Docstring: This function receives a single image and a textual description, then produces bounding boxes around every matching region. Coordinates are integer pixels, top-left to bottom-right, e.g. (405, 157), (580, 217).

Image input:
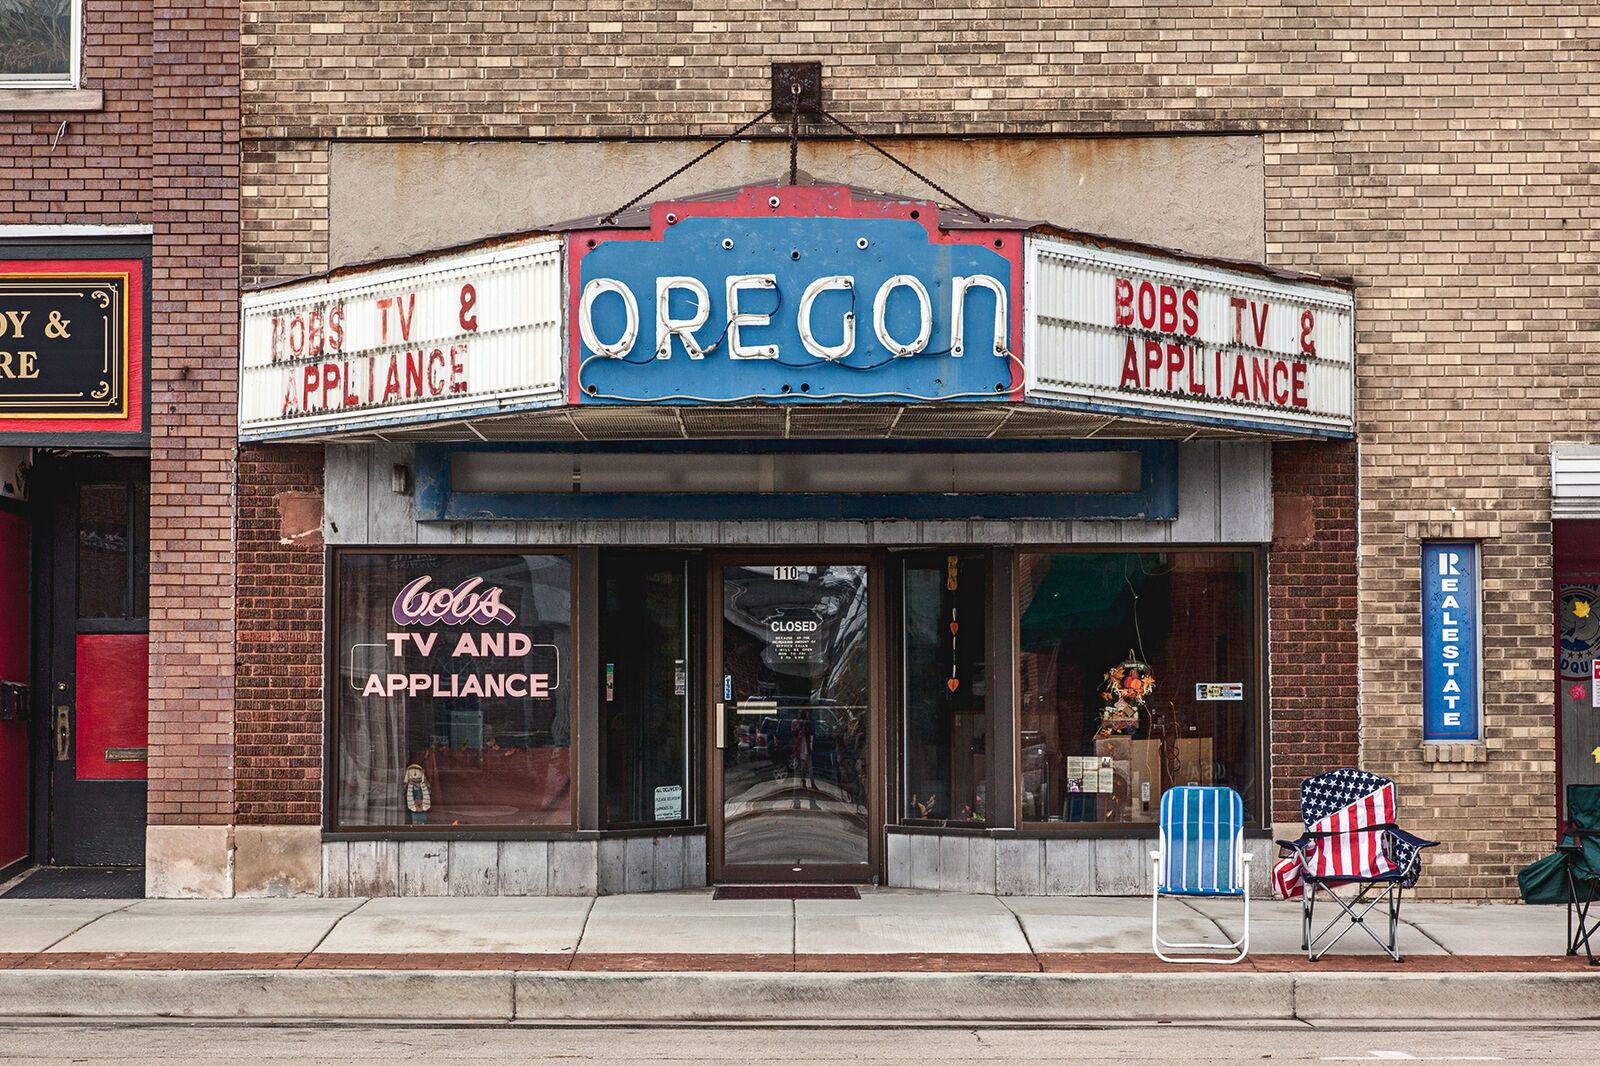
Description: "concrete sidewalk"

(0, 890), (1590, 1022)
(0, 889), (1575, 967)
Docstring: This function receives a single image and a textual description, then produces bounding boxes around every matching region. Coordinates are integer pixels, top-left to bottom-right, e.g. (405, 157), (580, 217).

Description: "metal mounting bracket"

(772, 62), (823, 115)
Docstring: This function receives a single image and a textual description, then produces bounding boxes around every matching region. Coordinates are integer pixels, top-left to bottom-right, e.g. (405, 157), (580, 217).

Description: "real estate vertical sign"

(1421, 542), (1481, 741)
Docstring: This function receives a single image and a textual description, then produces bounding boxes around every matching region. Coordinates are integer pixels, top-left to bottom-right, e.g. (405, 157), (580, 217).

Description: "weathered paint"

(566, 185), (1024, 406)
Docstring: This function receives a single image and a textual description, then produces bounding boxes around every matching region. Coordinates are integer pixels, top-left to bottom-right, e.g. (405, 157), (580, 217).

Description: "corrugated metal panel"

(239, 237), (565, 441)
(1553, 444), (1600, 517)
(1024, 235), (1355, 437)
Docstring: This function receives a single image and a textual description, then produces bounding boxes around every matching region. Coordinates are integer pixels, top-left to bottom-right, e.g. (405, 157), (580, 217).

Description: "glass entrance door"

(712, 561), (875, 881)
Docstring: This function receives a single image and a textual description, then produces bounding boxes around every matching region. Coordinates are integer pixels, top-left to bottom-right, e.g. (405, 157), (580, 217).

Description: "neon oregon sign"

(565, 186), (1023, 405)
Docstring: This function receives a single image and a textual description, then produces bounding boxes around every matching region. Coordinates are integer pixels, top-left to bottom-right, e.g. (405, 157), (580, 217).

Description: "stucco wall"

(321, 137), (1264, 273)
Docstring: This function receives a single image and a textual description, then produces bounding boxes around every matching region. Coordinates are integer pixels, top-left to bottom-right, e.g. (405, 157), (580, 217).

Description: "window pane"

(1018, 552), (1259, 825)
(78, 483), (129, 620)
(0, 1), (72, 80)
(601, 553), (690, 828)
(903, 554), (988, 825)
(131, 479), (149, 619)
(335, 552), (574, 829)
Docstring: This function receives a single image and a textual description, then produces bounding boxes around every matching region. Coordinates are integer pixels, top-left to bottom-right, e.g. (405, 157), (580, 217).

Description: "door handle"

(716, 703), (726, 749)
(54, 705), (70, 762)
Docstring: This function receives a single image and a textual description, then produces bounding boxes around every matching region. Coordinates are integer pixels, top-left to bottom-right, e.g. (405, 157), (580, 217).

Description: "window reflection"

(334, 552), (574, 829)
(1018, 551), (1259, 825)
(903, 554), (988, 825)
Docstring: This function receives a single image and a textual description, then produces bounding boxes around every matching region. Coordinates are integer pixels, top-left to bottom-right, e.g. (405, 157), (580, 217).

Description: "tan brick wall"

(239, 3), (1595, 896)
(242, 142), (327, 286)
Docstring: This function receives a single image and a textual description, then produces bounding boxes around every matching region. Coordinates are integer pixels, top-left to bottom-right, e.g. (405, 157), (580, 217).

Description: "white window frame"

(0, 0), (83, 90)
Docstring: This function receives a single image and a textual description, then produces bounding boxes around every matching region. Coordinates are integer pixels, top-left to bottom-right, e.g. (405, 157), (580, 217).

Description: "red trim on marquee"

(0, 257), (145, 436)
(565, 185), (1026, 406)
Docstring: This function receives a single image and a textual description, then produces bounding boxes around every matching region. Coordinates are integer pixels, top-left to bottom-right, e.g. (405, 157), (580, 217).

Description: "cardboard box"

(1175, 737), (1214, 787)
(1094, 739), (1132, 819)
(1128, 738), (1164, 822)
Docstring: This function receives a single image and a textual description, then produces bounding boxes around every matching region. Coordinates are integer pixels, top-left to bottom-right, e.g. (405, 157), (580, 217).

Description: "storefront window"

(1018, 551), (1260, 826)
(903, 553), (988, 826)
(332, 551), (574, 830)
(601, 552), (692, 828)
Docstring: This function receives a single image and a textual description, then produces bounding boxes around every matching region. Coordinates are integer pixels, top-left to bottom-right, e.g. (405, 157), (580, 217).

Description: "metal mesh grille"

(785, 405), (901, 438)
(303, 401), (1293, 444)
(678, 407), (788, 437)
(569, 407), (687, 440)
(888, 406), (1009, 437)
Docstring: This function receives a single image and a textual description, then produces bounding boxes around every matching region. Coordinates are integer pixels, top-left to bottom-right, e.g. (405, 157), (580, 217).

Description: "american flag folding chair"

(1273, 768), (1438, 961)
(1150, 786), (1251, 964)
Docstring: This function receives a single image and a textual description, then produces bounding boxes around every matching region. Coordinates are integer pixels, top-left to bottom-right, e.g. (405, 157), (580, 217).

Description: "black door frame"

(28, 453), (149, 867)
(706, 551), (886, 885)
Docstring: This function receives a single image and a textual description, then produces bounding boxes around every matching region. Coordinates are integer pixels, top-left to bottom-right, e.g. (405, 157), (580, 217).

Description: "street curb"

(1291, 972), (1600, 1021)
(0, 970), (515, 1020)
(0, 969), (1593, 1022)
(514, 971), (1298, 1021)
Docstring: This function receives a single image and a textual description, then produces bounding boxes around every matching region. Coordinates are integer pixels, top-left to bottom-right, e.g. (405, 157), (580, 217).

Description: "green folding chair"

(1517, 783), (1600, 964)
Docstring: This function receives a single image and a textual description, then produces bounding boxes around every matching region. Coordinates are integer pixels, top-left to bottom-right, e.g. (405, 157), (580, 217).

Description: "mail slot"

(103, 746), (148, 763)
(0, 680), (25, 720)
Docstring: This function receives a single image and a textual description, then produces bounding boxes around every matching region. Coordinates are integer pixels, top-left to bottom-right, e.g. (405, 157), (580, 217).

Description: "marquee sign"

(236, 184), (1356, 441)
(0, 259), (144, 439)
(1025, 236), (1355, 436)
(567, 185), (1023, 405)
(239, 239), (564, 441)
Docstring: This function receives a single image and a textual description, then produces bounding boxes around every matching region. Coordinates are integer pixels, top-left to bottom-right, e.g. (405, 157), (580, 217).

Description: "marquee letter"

(951, 275), (1007, 358)
(726, 274), (779, 359)
(797, 275), (855, 361)
(873, 274), (932, 357)
(655, 276), (710, 360)
(579, 278), (639, 359)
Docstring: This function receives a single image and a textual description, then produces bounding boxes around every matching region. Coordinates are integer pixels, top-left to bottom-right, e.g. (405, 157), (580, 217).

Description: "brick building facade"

(0, 0), (240, 890)
(223, 3), (1585, 901)
(3, 3), (1582, 900)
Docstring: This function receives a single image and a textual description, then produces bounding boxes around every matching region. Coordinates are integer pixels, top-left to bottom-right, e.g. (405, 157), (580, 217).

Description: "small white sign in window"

(653, 785), (683, 821)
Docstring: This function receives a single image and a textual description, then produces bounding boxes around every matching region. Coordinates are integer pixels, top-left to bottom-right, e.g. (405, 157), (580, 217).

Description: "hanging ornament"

(1095, 649), (1153, 740)
(947, 559), (960, 698)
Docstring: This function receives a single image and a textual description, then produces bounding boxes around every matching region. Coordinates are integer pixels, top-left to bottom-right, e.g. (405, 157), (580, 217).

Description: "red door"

(0, 503), (28, 874)
(44, 459), (149, 866)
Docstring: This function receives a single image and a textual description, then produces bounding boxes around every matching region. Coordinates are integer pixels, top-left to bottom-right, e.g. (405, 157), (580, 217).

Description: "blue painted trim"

(1023, 393), (1353, 441)
(413, 440), (1178, 523)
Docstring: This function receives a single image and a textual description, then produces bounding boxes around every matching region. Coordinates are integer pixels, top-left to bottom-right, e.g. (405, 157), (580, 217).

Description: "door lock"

(54, 705), (70, 762)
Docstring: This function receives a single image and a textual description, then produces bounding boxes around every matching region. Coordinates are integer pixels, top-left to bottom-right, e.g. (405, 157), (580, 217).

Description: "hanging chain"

(788, 83), (801, 185)
(600, 108), (775, 226)
(817, 107), (990, 223)
(599, 99), (991, 224)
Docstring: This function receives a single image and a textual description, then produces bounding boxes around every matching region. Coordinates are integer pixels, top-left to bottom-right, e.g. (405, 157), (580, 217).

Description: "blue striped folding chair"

(1151, 785), (1251, 964)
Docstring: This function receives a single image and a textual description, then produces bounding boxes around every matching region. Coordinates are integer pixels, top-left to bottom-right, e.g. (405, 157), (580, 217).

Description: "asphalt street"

(0, 1023), (1590, 1064)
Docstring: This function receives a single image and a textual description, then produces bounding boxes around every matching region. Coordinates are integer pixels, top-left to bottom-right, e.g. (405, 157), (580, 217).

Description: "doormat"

(713, 885), (860, 900)
(1, 866), (144, 899)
